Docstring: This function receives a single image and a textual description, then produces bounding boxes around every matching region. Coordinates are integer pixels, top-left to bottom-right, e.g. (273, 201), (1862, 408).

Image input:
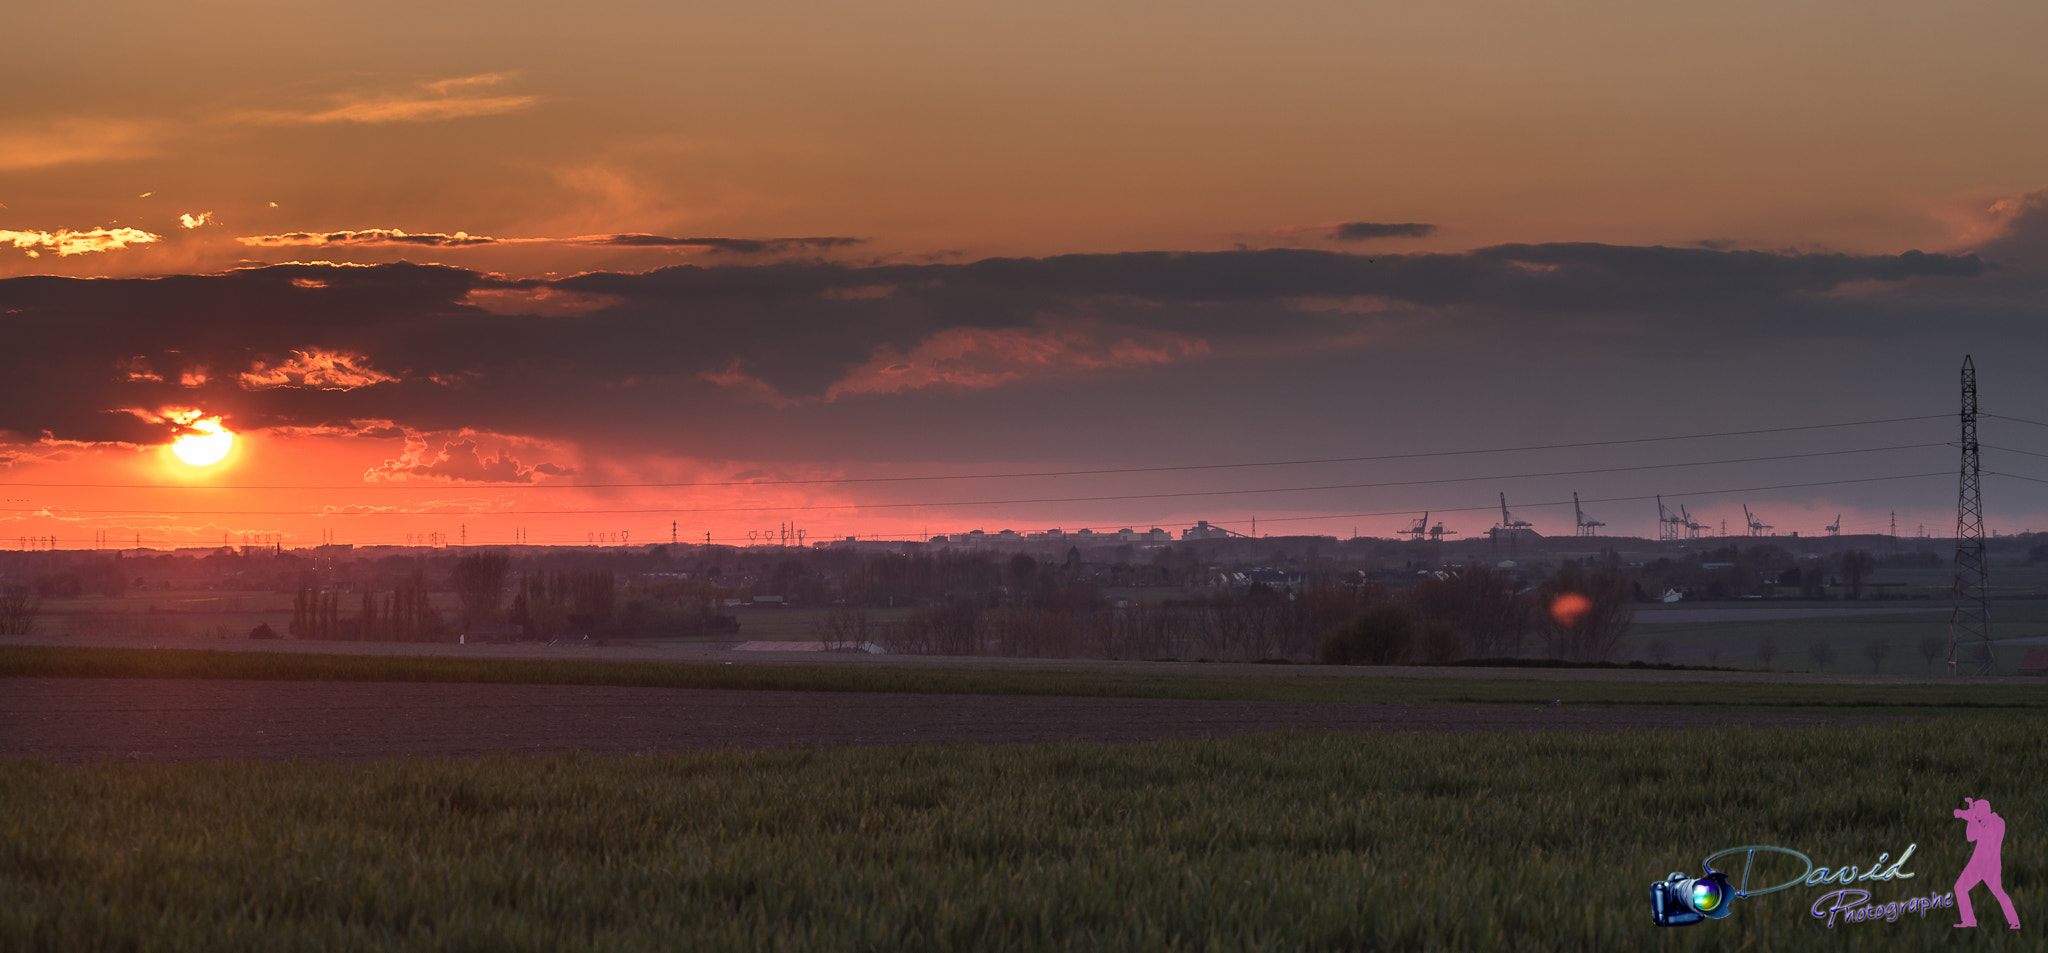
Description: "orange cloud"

(0, 118), (160, 171)
(698, 359), (801, 408)
(263, 419), (404, 439)
(365, 431), (575, 484)
(237, 228), (501, 248)
(234, 228), (860, 256)
(825, 320), (1210, 399)
(239, 74), (537, 125)
(0, 227), (160, 257)
(238, 349), (398, 391)
(179, 212), (214, 229)
(463, 286), (623, 316)
(115, 356), (162, 383)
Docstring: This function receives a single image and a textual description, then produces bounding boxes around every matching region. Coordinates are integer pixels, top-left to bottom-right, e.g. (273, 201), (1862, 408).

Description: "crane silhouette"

(1573, 493), (1604, 537)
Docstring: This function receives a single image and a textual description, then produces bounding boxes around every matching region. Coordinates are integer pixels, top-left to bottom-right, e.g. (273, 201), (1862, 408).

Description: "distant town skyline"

(5, 1), (2048, 548)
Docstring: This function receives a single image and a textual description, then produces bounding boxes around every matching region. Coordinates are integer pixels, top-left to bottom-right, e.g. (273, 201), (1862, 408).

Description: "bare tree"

(1647, 639), (1673, 664)
(452, 550), (512, 628)
(1808, 640), (1835, 672)
(1917, 635), (1948, 675)
(1407, 568), (1532, 659)
(1755, 637), (1779, 669)
(1840, 551), (1875, 600)
(1862, 639), (1892, 673)
(815, 609), (873, 652)
(0, 590), (41, 635)
(1538, 566), (1635, 661)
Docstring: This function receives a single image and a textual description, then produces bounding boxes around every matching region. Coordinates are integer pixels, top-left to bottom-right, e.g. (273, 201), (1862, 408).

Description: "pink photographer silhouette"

(1953, 797), (2021, 930)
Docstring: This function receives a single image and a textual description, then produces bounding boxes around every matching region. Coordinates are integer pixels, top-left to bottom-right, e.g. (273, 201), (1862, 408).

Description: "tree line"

(826, 564), (1636, 664)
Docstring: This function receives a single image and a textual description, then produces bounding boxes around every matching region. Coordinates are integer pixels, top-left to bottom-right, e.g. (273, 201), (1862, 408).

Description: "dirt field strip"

(0, 677), (1891, 762)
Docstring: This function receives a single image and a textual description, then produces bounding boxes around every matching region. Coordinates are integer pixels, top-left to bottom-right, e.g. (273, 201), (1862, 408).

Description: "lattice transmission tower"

(1948, 355), (1994, 676)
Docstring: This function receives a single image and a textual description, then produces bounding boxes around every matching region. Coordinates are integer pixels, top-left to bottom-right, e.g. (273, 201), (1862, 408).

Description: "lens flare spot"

(171, 418), (234, 467)
(1549, 592), (1592, 627)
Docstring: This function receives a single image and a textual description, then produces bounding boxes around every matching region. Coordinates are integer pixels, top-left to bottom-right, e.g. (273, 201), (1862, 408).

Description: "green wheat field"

(2, 718), (2037, 952)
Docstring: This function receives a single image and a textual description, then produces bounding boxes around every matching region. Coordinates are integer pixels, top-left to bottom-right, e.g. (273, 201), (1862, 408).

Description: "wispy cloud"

(115, 356), (162, 383)
(366, 432), (575, 483)
(1329, 221), (1436, 241)
(238, 73), (537, 125)
(236, 228), (863, 255)
(463, 286), (622, 316)
(239, 348), (399, 391)
(0, 227), (160, 257)
(179, 212), (214, 229)
(1259, 221), (1439, 245)
(238, 228), (503, 248)
(572, 233), (865, 254)
(698, 359), (802, 408)
(0, 119), (160, 171)
(825, 320), (1211, 399)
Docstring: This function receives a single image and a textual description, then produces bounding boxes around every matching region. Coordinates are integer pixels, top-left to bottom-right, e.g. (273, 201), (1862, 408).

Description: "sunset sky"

(5, 0), (2048, 549)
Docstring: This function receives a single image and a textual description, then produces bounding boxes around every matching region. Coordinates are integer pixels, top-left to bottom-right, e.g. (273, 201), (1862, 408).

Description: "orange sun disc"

(171, 419), (234, 467)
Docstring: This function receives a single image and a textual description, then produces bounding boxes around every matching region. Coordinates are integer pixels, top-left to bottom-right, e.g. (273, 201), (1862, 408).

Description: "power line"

(0, 413), (1951, 491)
(1, 443), (1952, 517)
(1984, 413), (2048, 430)
(1980, 443), (2048, 460)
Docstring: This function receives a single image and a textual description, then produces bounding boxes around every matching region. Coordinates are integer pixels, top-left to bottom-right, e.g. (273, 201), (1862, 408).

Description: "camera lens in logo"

(1652, 870), (1735, 926)
(1690, 878), (1726, 913)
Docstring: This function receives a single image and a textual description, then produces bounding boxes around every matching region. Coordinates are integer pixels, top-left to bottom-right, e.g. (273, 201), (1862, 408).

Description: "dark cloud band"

(0, 241), (2003, 453)
(1330, 222), (1437, 241)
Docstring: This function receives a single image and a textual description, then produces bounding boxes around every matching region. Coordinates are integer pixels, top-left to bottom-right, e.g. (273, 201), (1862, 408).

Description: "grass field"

(21, 592), (2048, 674)
(1, 719), (2036, 951)
(1633, 599), (2048, 675)
(5, 645), (2047, 714)
(29, 591), (465, 642)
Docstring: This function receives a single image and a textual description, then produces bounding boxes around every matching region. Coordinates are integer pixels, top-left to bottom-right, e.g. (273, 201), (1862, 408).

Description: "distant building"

(461, 623), (524, 645)
(1245, 568), (1300, 588)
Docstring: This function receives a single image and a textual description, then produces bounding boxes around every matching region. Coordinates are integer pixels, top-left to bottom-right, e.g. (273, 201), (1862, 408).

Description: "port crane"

(1573, 493), (1604, 537)
(1743, 504), (1772, 537)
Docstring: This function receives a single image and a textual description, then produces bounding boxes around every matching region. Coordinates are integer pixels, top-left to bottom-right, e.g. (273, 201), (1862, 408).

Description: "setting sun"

(171, 418), (234, 467)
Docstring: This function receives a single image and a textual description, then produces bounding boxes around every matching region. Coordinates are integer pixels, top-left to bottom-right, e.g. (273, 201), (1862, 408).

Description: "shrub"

(1418, 622), (1463, 665)
(1318, 605), (1413, 665)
